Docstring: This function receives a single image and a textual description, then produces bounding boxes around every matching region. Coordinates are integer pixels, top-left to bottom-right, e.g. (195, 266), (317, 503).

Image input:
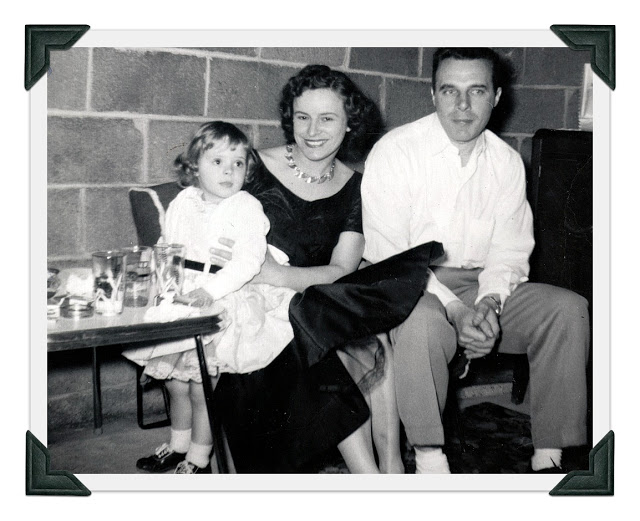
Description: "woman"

(208, 65), (427, 473)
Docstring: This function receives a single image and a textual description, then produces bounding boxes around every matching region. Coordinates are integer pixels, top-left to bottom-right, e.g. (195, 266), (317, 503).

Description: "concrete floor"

(46, 385), (530, 475)
(48, 414), (172, 474)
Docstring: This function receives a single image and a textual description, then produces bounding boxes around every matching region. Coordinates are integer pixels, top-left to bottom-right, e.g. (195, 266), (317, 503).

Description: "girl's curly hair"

(174, 121), (258, 187)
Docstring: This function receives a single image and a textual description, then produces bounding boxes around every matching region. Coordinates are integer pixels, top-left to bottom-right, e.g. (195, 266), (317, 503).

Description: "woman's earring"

(346, 127), (351, 132)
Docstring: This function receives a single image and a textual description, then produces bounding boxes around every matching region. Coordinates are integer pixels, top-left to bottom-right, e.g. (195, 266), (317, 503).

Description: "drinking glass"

(92, 250), (127, 315)
(123, 246), (153, 307)
(153, 243), (185, 300)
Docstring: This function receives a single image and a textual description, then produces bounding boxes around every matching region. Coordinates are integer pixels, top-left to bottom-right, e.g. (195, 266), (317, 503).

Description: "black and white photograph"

(10, 6), (635, 517)
(33, 29), (610, 491)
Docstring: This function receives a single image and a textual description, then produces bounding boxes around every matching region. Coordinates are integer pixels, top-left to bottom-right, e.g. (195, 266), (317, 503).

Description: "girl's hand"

(209, 237), (235, 267)
(174, 288), (214, 308)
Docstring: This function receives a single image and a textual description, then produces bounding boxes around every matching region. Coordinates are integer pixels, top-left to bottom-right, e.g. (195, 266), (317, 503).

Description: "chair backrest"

(128, 182), (184, 246)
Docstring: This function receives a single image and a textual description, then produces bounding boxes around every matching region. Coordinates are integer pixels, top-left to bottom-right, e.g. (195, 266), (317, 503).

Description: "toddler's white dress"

(123, 187), (296, 381)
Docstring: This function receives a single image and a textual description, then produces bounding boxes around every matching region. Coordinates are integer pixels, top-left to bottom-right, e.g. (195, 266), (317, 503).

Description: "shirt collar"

(429, 113), (487, 160)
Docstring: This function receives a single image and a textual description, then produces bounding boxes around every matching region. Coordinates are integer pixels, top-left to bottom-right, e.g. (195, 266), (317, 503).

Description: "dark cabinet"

(528, 129), (593, 307)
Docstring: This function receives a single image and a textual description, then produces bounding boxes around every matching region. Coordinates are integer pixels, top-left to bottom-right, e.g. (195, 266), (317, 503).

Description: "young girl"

(124, 121), (296, 474)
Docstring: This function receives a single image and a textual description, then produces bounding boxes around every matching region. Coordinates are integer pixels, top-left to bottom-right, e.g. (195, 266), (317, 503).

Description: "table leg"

(91, 346), (103, 435)
(194, 334), (228, 474)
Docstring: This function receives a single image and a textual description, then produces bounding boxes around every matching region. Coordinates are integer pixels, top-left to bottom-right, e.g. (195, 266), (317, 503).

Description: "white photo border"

(31, 28), (610, 492)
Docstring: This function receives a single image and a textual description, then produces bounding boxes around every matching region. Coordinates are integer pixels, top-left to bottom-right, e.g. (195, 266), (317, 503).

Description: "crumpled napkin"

(143, 298), (202, 322)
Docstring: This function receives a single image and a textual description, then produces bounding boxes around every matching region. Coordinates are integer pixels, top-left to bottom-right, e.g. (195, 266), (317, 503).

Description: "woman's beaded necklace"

(284, 144), (335, 184)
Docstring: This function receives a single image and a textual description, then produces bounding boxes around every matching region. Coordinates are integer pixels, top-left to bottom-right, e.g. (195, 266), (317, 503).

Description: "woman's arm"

(210, 231), (365, 293)
(256, 231), (364, 292)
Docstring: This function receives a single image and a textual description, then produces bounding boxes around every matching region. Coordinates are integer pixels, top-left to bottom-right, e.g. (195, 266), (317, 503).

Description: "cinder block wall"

(47, 46), (590, 431)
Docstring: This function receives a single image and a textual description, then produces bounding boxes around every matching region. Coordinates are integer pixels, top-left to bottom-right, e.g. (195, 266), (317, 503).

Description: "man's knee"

(541, 285), (590, 322)
(393, 293), (457, 360)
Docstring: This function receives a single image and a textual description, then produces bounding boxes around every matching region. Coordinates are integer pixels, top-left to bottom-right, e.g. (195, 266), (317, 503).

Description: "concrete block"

(421, 48), (436, 79)
(48, 116), (143, 184)
(85, 187), (139, 251)
(524, 48), (590, 87)
(566, 88), (582, 130)
(349, 72), (384, 109)
(384, 78), (432, 129)
(208, 59), (299, 119)
(48, 189), (82, 256)
(350, 47), (420, 77)
(91, 48), (207, 116)
(148, 120), (205, 183)
(255, 125), (286, 150)
(48, 48), (88, 110)
(501, 88), (566, 134)
(521, 136), (533, 170)
(497, 48), (525, 85)
(261, 47), (346, 66)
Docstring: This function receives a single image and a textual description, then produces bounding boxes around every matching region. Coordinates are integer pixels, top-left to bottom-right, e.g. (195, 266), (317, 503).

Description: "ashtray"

(47, 268), (61, 299)
(60, 297), (94, 319)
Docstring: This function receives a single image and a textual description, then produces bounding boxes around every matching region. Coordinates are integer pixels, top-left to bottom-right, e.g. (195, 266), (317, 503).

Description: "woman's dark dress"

(212, 159), (370, 473)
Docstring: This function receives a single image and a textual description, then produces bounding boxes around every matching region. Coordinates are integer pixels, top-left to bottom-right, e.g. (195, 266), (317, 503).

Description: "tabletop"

(47, 302), (225, 352)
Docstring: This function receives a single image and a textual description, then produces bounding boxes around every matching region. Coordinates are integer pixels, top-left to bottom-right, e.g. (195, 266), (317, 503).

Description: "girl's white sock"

(414, 446), (451, 474)
(531, 448), (562, 471)
(169, 428), (191, 454)
(186, 442), (213, 468)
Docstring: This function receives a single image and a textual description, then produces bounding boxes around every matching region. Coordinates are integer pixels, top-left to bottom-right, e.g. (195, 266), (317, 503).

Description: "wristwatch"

(486, 295), (503, 316)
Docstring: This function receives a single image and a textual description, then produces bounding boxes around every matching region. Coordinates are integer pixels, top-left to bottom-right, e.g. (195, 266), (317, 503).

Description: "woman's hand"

(250, 248), (282, 286)
(209, 237), (235, 268)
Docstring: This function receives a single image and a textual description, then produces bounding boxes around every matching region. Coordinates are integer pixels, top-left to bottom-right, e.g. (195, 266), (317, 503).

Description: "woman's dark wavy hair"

(174, 121), (258, 187)
(279, 65), (384, 163)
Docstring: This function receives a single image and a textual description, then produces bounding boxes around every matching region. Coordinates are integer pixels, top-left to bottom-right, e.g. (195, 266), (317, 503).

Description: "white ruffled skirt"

(122, 283), (296, 382)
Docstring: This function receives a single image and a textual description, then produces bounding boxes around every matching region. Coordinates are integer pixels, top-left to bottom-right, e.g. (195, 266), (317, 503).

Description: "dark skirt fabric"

(213, 242), (444, 473)
(215, 348), (368, 473)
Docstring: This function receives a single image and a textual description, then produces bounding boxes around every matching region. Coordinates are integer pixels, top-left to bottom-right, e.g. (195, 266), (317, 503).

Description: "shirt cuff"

(426, 269), (461, 308)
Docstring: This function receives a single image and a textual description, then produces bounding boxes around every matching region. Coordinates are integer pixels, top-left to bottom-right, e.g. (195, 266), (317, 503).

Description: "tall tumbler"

(123, 246), (153, 307)
(154, 243), (185, 301)
(92, 250), (127, 315)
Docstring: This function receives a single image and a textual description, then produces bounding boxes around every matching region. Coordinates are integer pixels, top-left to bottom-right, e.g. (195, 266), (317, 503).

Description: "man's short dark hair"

(432, 48), (507, 91)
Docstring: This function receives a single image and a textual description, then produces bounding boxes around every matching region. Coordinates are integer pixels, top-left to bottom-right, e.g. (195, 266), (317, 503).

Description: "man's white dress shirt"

(362, 113), (535, 307)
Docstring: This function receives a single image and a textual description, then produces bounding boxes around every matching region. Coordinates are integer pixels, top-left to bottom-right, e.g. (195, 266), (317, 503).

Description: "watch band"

(486, 295), (502, 316)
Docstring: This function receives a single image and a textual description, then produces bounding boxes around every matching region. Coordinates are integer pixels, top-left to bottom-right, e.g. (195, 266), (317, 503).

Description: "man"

(362, 47), (590, 474)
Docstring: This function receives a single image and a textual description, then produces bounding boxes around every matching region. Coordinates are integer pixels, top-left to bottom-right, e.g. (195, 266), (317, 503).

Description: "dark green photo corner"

(25, 24), (90, 90)
(26, 431), (91, 496)
(25, 23), (615, 495)
(549, 431), (614, 496)
(551, 24), (615, 90)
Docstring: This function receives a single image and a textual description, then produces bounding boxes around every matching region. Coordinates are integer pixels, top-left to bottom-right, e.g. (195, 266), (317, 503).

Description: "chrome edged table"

(47, 304), (230, 473)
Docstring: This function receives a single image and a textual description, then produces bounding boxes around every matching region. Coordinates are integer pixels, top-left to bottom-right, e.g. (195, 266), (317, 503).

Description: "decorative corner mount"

(550, 25), (615, 90)
(24, 24), (90, 91)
